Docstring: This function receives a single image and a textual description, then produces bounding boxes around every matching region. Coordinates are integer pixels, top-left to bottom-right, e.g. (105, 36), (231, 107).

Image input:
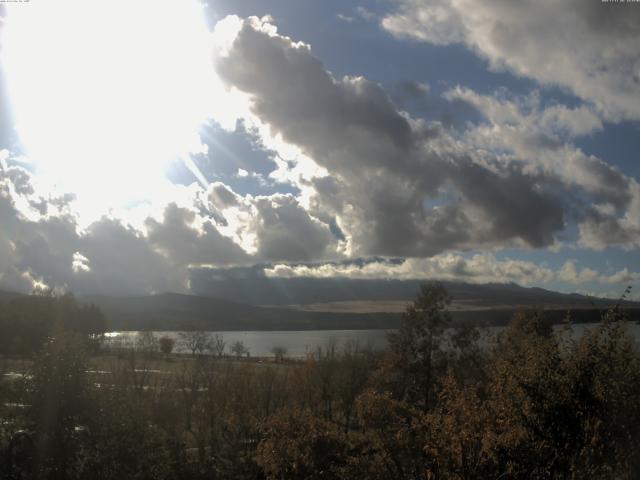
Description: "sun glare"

(1, 0), (216, 216)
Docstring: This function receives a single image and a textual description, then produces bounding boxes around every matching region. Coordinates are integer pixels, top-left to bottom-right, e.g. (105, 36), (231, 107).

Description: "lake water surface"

(106, 322), (640, 358)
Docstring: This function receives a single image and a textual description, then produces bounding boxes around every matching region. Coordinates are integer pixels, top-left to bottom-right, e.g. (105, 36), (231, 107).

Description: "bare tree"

(212, 333), (226, 358)
(136, 331), (158, 358)
(231, 340), (248, 358)
(271, 346), (287, 363)
(179, 331), (211, 357)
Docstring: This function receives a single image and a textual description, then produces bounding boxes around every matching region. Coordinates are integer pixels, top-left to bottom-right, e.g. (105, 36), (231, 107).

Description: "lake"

(106, 322), (640, 358)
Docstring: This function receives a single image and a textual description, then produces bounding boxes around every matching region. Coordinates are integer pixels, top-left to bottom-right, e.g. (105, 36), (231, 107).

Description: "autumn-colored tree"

(385, 281), (452, 410)
(257, 408), (349, 480)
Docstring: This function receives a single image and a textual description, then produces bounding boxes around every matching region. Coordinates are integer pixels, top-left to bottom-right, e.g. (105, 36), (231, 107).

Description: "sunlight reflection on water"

(105, 322), (640, 358)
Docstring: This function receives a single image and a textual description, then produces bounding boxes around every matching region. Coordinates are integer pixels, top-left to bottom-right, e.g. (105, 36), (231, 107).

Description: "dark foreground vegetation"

(1, 285), (639, 479)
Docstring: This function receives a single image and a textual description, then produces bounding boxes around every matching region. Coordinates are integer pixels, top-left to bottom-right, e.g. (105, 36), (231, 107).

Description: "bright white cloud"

(266, 254), (557, 285)
(383, 0), (640, 121)
(266, 254), (640, 289)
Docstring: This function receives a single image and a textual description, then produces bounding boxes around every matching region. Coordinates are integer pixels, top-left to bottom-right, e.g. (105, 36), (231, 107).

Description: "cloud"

(265, 255), (640, 289)
(265, 253), (558, 285)
(337, 14), (355, 23)
(1, 13), (637, 298)
(599, 268), (640, 285)
(578, 184), (640, 250)
(146, 202), (250, 267)
(214, 16), (640, 258)
(382, 0), (640, 121)
(0, 152), (346, 293)
(208, 182), (240, 210)
(558, 260), (599, 284)
(1, 154), (635, 296)
(0, 158), (252, 295)
(76, 217), (187, 295)
(251, 194), (339, 262)
(383, 0), (466, 46)
(445, 87), (640, 249)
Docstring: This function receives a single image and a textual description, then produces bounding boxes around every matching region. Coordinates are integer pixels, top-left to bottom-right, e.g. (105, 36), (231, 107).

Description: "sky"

(0, 0), (638, 299)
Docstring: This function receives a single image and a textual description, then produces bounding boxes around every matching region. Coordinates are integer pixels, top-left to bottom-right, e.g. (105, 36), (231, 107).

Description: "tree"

(256, 408), (349, 480)
(386, 281), (451, 411)
(212, 333), (226, 358)
(158, 336), (175, 358)
(231, 340), (248, 358)
(28, 323), (91, 478)
(0, 291), (107, 355)
(136, 331), (157, 357)
(179, 331), (211, 357)
(271, 346), (287, 362)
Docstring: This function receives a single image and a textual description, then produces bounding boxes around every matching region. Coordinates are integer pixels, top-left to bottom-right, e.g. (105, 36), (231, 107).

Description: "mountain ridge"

(1, 281), (637, 331)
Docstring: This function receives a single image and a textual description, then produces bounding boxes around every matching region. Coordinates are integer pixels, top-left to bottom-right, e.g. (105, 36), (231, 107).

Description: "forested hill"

(1, 283), (638, 332)
(86, 286), (638, 331)
(189, 274), (636, 307)
(83, 293), (400, 331)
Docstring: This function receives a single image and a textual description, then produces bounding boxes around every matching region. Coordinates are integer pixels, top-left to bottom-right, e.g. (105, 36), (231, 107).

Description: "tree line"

(0, 283), (639, 479)
(0, 290), (106, 355)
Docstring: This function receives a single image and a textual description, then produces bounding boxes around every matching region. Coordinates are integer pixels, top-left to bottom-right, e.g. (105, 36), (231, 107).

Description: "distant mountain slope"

(3, 283), (637, 332)
(190, 275), (634, 308)
(83, 293), (401, 331)
(0, 290), (25, 301)
(86, 283), (638, 331)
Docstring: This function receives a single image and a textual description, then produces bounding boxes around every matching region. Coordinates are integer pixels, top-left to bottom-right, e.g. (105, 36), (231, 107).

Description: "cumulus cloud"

(1, 156), (636, 296)
(146, 202), (250, 267)
(0, 158), (252, 295)
(215, 17), (555, 255)
(264, 253), (558, 285)
(600, 268), (640, 285)
(383, 0), (640, 121)
(558, 260), (599, 285)
(75, 217), (187, 295)
(251, 194), (339, 262)
(265, 255), (639, 289)
(1, 13), (637, 299)
(0, 153), (346, 294)
(213, 15), (640, 258)
(577, 180), (640, 250)
(445, 87), (640, 250)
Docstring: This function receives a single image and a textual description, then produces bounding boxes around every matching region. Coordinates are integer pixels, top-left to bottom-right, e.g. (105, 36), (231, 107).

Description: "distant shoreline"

(105, 307), (640, 332)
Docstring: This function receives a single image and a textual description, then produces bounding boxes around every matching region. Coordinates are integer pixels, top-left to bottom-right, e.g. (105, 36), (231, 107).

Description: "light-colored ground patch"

(271, 300), (608, 314)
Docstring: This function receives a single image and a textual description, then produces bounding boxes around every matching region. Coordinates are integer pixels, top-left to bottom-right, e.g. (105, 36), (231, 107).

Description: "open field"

(275, 299), (636, 314)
